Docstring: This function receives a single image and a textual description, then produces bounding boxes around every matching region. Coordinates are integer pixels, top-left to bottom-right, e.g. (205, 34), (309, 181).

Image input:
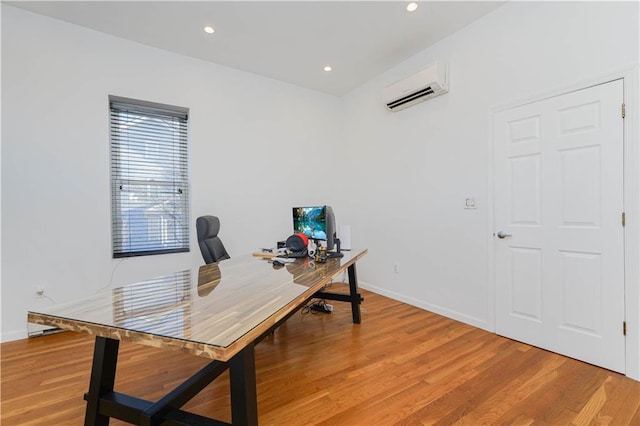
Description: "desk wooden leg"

(85, 337), (119, 426)
(228, 343), (258, 426)
(348, 264), (361, 324)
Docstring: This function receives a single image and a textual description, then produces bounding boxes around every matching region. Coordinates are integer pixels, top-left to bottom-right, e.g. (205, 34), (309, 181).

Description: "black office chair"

(196, 216), (230, 264)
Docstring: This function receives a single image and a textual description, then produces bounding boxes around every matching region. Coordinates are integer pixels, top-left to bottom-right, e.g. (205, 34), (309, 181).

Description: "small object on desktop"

(270, 257), (295, 266)
(307, 239), (317, 258)
(252, 251), (277, 258)
(285, 232), (308, 251)
(283, 233), (309, 257)
(315, 246), (328, 263)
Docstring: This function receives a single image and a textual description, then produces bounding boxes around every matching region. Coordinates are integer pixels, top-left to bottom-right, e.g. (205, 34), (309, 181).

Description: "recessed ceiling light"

(204, 26), (215, 34)
(406, 2), (418, 12)
(323, 65), (333, 72)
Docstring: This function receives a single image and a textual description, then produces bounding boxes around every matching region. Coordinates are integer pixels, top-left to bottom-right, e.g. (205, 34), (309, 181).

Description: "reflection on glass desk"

(27, 249), (367, 425)
(28, 249), (367, 362)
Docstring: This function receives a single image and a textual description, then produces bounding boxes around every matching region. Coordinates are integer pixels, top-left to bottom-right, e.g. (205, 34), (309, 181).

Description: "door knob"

(497, 231), (512, 239)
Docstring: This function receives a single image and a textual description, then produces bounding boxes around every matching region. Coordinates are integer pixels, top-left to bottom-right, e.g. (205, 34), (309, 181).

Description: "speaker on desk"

(285, 233), (308, 252)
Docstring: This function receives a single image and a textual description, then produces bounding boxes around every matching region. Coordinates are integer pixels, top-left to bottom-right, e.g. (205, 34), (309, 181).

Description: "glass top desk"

(28, 248), (367, 426)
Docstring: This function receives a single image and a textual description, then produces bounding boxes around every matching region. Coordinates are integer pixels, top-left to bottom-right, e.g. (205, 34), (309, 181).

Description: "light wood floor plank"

(2, 287), (639, 425)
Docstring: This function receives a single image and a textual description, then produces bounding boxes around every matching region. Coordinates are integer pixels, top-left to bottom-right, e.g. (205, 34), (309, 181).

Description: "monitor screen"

(292, 206), (327, 240)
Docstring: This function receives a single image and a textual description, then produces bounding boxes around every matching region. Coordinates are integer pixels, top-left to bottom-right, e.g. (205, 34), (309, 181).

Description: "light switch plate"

(465, 197), (477, 209)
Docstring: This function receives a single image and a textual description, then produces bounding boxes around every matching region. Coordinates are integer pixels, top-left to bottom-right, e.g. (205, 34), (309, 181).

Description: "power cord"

(301, 299), (333, 316)
(309, 299), (333, 314)
(94, 258), (125, 294)
(40, 294), (57, 304)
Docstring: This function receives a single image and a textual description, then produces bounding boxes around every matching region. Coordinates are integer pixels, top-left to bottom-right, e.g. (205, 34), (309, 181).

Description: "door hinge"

(622, 103), (626, 118)
(622, 212), (626, 227)
(623, 321), (627, 336)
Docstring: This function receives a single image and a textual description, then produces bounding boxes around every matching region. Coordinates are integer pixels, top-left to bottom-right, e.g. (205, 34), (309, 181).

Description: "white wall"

(1, 5), (342, 341)
(338, 1), (639, 377)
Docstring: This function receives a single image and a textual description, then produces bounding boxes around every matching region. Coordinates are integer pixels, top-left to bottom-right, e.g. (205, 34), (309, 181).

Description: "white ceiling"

(7, 1), (505, 96)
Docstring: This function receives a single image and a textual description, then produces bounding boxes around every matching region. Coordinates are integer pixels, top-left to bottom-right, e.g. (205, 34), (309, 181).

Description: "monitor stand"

(327, 238), (344, 258)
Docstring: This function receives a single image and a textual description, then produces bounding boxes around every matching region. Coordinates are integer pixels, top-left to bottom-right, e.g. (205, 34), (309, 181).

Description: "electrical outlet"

(394, 263), (400, 274)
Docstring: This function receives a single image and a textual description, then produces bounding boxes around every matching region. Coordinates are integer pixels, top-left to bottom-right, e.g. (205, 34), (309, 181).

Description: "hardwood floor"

(2, 287), (639, 425)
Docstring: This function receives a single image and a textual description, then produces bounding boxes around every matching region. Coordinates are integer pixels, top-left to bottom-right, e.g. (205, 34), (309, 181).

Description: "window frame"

(109, 96), (190, 258)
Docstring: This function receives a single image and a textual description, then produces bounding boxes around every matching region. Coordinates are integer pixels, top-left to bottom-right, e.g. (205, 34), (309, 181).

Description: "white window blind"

(110, 97), (189, 258)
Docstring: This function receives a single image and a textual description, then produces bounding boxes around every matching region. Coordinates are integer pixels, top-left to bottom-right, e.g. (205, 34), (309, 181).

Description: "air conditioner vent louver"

(386, 87), (435, 110)
(383, 61), (448, 112)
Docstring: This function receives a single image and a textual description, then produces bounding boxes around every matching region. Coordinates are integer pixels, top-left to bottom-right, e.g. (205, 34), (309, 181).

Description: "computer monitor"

(292, 205), (337, 251)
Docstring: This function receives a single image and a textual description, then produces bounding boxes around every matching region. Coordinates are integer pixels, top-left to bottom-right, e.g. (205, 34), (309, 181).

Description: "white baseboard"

(360, 281), (490, 332)
(1, 328), (28, 343)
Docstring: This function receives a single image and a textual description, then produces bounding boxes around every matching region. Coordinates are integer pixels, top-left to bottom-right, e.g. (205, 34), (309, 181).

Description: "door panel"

(510, 155), (541, 225)
(509, 247), (543, 322)
(494, 79), (625, 373)
(559, 250), (601, 335)
(559, 146), (600, 226)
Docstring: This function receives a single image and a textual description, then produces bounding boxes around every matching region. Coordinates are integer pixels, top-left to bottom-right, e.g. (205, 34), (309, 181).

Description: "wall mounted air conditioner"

(383, 61), (449, 111)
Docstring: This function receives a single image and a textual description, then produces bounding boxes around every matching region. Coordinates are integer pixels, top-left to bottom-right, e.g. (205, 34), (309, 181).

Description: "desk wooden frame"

(28, 250), (367, 425)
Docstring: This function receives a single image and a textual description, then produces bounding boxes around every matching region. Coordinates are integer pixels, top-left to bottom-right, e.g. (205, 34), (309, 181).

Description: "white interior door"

(493, 80), (625, 373)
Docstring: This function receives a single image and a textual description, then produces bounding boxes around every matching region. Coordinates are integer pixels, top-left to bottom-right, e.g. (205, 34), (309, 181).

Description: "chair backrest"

(196, 216), (230, 264)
